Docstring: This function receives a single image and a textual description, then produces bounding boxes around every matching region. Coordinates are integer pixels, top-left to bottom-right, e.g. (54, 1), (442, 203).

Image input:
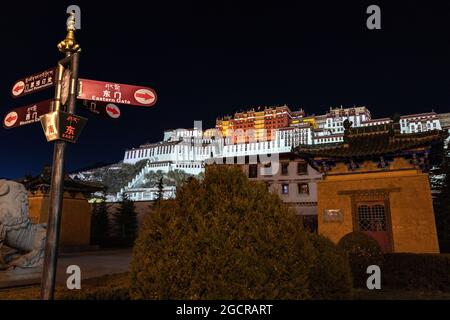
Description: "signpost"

(3, 100), (51, 129)
(11, 68), (56, 98)
(105, 103), (121, 118)
(4, 8), (157, 300)
(78, 78), (157, 107)
(39, 12), (82, 301)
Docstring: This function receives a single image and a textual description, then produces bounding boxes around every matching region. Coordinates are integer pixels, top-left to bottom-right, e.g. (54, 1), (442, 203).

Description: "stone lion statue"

(0, 180), (46, 270)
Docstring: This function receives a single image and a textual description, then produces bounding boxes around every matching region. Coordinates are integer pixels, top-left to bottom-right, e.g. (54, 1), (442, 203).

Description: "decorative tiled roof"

(17, 166), (106, 193)
(295, 121), (447, 160)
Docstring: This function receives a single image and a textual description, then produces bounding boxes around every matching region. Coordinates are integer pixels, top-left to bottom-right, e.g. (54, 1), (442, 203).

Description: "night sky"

(1, 1), (449, 179)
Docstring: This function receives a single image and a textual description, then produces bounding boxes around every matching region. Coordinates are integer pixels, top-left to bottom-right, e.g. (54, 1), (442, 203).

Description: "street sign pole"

(40, 12), (81, 301)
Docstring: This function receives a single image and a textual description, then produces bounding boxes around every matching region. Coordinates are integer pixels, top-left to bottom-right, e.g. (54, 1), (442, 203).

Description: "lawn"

(0, 273), (129, 300)
(1, 272), (450, 300)
(353, 288), (450, 300)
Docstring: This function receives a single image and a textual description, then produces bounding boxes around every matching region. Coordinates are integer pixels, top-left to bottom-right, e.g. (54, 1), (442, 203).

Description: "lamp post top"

(57, 11), (80, 54)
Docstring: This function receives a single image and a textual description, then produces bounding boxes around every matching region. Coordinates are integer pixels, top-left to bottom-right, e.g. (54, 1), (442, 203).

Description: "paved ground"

(56, 249), (132, 284)
(0, 249), (132, 288)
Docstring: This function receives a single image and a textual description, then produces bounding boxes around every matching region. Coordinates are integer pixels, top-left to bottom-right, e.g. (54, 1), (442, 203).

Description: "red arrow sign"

(4, 112), (18, 127)
(105, 104), (121, 118)
(13, 83), (24, 93)
(77, 79), (157, 107)
(11, 68), (56, 98)
(106, 106), (118, 115)
(79, 100), (121, 119)
(135, 92), (153, 100)
(3, 100), (52, 129)
(6, 114), (18, 123)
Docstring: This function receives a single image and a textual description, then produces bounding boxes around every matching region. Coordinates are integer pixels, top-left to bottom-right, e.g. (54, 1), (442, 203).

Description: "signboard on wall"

(323, 209), (343, 222)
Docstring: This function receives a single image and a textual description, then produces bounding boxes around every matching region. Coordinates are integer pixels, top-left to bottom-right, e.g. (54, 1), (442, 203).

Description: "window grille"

(357, 203), (386, 231)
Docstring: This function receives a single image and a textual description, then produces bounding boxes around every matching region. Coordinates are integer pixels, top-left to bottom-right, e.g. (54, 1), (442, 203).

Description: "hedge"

(130, 166), (353, 299)
(337, 232), (384, 288)
(307, 234), (353, 299)
(382, 253), (450, 292)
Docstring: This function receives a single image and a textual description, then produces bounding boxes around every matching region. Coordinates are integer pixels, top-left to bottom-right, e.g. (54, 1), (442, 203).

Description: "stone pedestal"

(0, 267), (42, 289)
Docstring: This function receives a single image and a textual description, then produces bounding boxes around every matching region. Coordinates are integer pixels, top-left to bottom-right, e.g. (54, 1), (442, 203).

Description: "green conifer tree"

(156, 177), (164, 205)
(90, 196), (110, 246)
(112, 193), (138, 246)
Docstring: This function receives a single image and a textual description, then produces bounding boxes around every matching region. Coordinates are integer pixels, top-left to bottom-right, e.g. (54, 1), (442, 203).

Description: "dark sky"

(1, 0), (450, 179)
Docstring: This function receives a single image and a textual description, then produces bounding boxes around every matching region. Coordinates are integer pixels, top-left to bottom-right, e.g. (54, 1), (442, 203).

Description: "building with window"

(216, 105), (294, 143)
(296, 118), (447, 253)
(231, 153), (323, 232)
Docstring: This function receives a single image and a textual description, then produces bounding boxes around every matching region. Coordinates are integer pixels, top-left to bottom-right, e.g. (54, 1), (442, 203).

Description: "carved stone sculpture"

(0, 180), (46, 270)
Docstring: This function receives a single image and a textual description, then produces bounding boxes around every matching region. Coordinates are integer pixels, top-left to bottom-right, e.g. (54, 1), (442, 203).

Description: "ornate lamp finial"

(57, 11), (81, 54)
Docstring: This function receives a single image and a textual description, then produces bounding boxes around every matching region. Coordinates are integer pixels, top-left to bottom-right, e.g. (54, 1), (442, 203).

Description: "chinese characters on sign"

(3, 100), (52, 129)
(62, 115), (81, 141)
(11, 68), (56, 98)
(41, 111), (59, 141)
(40, 111), (87, 143)
(77, 79), (157, 107)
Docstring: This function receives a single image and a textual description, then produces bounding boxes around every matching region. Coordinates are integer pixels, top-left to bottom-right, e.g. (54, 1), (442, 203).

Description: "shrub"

(307, 234), (353, 299)
(338, 232), (383, 287)
(383, 253), (450, 292)
(130, 165), (316, 299)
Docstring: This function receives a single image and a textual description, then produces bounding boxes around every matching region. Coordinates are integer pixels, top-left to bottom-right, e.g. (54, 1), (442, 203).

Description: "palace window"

(281, 163), (289, 175)
(248, 164), (258, 178)
(357, 203), (386, 232)
(281, 184), (289, 195)
(298, 183), (309, 195)
(297, 162), (308, 175)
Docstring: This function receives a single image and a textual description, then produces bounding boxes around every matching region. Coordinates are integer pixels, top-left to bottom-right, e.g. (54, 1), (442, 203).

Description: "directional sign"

(4, 111), (18, 128)
(12, 68), (56, 98)
(79, 100), (121, 119)
(105, 103), (121, 118)
(40, 111), (87, 143)
(77, 78), (157, 107)
(3, 99), (52, 129)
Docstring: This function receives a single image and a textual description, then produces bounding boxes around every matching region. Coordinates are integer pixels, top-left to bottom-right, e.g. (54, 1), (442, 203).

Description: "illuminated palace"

(296, 118), (447, 253)
(76, 106), (449, 211)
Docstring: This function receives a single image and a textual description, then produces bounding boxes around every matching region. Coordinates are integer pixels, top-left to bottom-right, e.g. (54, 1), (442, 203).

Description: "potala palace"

(71, 105), (450, 204)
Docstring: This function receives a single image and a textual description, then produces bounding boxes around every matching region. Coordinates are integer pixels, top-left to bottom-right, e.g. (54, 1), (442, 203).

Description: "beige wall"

(318, 168), (439, 253)
(28, 191), (91, 247)
(106, 201), (153, 228)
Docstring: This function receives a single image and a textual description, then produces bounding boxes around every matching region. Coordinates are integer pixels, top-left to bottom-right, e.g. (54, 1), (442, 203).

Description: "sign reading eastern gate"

(77, 78), (157, 107)
(3, 99), (52, 129)
(11, 68), (56, 98)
